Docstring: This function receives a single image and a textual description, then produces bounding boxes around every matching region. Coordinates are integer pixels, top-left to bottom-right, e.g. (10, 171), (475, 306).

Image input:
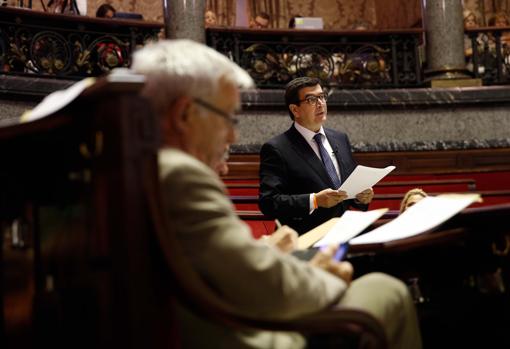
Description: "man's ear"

(289, 104), (299, 119)
(168, 96), (193, 133)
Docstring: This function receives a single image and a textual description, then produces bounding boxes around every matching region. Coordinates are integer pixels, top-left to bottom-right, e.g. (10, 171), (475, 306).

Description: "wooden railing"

(466, 26), (510, 85)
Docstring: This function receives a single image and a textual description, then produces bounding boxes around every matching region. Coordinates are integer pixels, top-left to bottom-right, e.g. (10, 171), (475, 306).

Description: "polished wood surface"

(223, 148), (510, 179)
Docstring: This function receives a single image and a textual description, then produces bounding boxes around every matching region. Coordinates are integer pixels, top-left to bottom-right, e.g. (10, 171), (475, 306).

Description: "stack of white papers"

(350, 193), (481, 245)
(312, 209), (388, 247)
(297, 193), (481, 250)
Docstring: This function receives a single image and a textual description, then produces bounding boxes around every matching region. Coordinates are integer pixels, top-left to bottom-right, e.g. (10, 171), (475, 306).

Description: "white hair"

(131, 39), (253, 117)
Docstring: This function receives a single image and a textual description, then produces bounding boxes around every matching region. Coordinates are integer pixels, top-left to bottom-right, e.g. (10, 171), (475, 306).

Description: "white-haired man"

(131, 39), (422, 349)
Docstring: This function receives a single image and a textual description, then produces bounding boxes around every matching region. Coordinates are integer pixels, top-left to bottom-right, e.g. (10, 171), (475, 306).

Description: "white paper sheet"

(20, 77), (96, 123)
(19, 70), (145, 123)
(339, 165), (396, 199)
(312, 208), (388, 247)
(350, 194), (481, 245)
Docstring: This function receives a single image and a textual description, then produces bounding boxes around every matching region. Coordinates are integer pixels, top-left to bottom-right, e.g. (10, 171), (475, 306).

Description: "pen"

(333, 242), (349, 261)
(275, 219), (282, 229)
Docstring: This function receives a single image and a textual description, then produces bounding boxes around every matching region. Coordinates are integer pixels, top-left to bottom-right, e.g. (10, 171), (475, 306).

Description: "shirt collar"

(294, 122), (325, 142)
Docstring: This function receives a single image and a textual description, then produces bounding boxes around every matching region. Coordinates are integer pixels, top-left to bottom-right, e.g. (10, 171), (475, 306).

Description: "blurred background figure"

(96, 3), (116, 18)
(351, 19), (373, 30)
(400, 188), (428, 214)
(489, 11), (510, 46)
(288, 15), (301, 29)
(463, 10), (487, 73)
(204, 9), (217, 28)
(46, 0), (80, 14)
(464, 9), (481, 58)
(249, 12), (270, 29)
(463, 10), (478, 57)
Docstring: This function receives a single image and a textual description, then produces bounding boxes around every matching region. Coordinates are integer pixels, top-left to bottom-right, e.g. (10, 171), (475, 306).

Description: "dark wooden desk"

(0, 79), (175, 349)
(348, 203), (510, 348)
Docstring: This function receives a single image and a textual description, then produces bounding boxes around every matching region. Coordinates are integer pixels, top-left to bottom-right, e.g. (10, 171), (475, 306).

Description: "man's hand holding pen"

(310, 244), (353, 285)
(260, 220), (298, 254)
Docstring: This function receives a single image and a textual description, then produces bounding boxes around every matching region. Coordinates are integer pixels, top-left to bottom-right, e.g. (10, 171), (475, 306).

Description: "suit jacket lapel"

(286, 126), (335, 187)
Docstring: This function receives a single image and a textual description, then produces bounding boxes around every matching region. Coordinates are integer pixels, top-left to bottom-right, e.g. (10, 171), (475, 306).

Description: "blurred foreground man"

(131, 39), (421, 349)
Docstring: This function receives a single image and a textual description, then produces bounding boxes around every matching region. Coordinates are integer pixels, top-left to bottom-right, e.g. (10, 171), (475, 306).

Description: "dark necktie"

(313, 133), (341, 189)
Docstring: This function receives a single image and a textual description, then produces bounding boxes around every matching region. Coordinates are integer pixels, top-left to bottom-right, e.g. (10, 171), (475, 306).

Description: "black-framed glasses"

(298, 94), (328, 106)
(193, 98), (239, 126)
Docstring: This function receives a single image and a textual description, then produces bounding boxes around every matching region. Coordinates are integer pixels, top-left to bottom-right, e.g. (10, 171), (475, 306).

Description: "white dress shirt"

(293, 122), (341, 213)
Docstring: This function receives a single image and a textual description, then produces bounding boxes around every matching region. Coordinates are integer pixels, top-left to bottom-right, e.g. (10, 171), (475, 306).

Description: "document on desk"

(20, 69), (145, 123)
(312, 208), (388, 248)
(339, 165), (396, 199)
(350, 193), (481, 245)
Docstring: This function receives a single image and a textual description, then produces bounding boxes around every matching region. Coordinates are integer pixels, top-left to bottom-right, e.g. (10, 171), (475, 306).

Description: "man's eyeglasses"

(298, 94), (328, 107)
(193, 98), (239, 126)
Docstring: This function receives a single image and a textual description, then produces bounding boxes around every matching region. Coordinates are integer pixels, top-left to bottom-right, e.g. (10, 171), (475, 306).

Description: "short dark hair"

(288, 15), (302, 29)
(284, 77), (321, 120)
(96, 3), (116, 18)
(258, 12), (271, 21)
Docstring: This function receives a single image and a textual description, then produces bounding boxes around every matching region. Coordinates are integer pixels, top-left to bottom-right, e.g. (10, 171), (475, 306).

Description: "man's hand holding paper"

(315, 188), (348, 208)
(355, 188), (374, 205)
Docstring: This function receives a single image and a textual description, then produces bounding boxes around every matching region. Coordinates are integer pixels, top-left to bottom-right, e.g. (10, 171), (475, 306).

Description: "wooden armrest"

(235, 306), (387, 349)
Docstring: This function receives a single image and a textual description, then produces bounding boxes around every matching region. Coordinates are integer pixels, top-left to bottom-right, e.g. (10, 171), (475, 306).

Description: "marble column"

(162, 0), (205, 43)
(425, 0), (469, 80)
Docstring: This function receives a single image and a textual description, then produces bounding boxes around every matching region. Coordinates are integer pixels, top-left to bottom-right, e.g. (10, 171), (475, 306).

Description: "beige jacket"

(159, 149), (346, 349)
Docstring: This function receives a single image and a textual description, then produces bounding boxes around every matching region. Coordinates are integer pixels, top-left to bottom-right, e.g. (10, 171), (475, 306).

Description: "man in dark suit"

(259, 77), (374, 234)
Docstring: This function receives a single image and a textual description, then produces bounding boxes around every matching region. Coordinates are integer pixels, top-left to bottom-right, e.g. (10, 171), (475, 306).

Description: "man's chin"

(315, 113), (327, 122)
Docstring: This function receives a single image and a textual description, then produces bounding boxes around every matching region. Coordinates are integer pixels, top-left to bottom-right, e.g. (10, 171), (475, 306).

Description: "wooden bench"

(233, 189), (510, 237)
(225, 178), (477, 189)
(225, 178), (478, 197)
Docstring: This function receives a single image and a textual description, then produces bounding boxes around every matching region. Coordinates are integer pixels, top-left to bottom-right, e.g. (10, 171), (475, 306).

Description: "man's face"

(253, 15), (269, 28)
(291, 84), (327, 132)
(495, 16), (509, 27)
(204, 11), (217, 27)
(464, 15), (477, 29)
(187, 79), (239, 170)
